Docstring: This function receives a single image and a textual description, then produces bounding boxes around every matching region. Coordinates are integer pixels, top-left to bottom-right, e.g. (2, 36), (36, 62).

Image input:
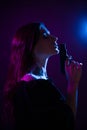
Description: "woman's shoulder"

(13, 79), (50, 94)
(15, 78), (57, 91)
(12, 79), (48, 95)
(9, 78), (65, 103)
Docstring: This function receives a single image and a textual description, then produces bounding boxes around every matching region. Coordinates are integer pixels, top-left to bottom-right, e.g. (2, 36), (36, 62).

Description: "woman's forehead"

(39, 24), (50, 34)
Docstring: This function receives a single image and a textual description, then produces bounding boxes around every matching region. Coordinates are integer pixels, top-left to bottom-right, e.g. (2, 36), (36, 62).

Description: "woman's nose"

(52, 35), (58, 42)
(55, 37), (58, 42)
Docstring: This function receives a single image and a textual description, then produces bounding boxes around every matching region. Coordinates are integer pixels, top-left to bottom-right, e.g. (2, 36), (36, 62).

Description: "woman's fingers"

(65, 59), (83, 69)
(65, 58), (83, 85)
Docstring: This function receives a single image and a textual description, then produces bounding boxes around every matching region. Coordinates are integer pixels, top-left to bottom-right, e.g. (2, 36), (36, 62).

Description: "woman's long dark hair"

(2, 22), (45, 128)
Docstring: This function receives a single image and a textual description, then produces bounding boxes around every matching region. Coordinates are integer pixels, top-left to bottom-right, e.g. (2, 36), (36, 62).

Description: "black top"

(12, 79), (75, 130)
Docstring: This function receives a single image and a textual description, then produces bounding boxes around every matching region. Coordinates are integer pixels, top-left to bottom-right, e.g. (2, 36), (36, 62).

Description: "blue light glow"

(78, 19), (87, 43)
(79, 21), (87, 38)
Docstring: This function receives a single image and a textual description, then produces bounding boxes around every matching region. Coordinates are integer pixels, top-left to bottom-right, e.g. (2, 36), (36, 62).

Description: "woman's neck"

(30, 66), (47, 78)
(21, 58), (48, 81)
(30, 58), (48, 79)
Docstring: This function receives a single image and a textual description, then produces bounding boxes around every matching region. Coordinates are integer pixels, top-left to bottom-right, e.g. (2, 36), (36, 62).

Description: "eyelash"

(43, 33), (49, 39)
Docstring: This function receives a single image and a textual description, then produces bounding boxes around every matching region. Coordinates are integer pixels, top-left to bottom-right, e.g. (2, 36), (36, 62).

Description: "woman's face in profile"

(33, 25), (59, 58)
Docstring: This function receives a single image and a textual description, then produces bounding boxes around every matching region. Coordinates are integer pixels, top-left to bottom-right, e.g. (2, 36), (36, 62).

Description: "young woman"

(2, 22), (82, 130)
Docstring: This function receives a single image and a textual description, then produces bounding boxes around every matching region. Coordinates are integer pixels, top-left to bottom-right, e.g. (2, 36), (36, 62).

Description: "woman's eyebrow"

(41, 28), (50, 34)
(44, 30), (50, 35)
(47, 30), (50, 34)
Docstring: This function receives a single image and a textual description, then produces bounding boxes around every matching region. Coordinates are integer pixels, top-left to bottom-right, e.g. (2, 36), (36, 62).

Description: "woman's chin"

(50, 50), (59, 57)
(53, 48), (59, 55)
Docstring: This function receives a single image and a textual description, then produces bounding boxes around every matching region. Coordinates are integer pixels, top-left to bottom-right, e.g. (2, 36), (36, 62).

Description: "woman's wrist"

(67, 82), (78, 94)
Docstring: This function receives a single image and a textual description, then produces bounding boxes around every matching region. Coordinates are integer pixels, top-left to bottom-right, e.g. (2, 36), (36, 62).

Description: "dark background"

(0, 0), (87, 129)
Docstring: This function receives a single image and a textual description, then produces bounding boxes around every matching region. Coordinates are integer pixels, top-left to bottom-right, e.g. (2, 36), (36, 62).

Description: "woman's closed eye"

(43, 32), (49, 39)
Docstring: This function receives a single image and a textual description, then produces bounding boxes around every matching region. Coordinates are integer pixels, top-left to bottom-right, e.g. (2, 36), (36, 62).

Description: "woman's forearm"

(66, 83), (78, 117)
